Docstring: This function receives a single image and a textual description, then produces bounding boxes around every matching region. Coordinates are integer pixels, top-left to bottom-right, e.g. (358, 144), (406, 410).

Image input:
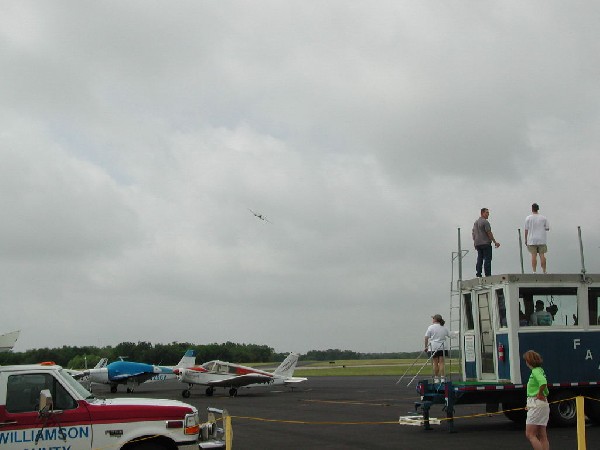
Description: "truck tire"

(585, 393), (600, 424)
(502, 401), (526, 424)
(549, 390), (577, 427)
(131, 441), (169, 450)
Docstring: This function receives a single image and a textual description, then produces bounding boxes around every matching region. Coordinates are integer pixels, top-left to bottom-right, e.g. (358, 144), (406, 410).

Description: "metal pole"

(578, 226), (586, 275)
(456, 228), (463, 380)
(457, 228), (463, 285)
(518, 228), (524, 274)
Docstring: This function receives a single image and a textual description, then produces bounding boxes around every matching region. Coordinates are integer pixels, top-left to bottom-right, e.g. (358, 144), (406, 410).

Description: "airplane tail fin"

(94, 358), (109, 369)
(273, 352), (300, 378)
(175, 349), (197, 368)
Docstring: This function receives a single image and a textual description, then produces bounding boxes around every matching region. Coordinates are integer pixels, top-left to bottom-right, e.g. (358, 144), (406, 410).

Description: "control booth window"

(589, 288), (600, 326)
(463, 293), (475, 330)
(519, 287), (578, 327)
(496, 288), (507, 328)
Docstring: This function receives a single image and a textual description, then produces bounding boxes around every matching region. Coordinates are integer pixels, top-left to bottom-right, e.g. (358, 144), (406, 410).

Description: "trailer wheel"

(584, 393), (600, 424)
(549, 390), (577, 427)
(502, 401), (526, 424)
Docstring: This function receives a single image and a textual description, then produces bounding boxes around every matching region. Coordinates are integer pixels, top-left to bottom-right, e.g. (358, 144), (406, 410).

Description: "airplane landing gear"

(206, 387), (215, 397)
(126, 388), (134, 393)
(229, 388), (238, 397)
(110, 385), (117, 393)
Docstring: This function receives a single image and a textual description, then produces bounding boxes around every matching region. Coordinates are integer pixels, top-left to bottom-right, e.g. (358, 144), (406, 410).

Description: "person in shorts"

(523, 350), (550, 450)
(424, 314), (450, 383)
(524, 203), (550, 274)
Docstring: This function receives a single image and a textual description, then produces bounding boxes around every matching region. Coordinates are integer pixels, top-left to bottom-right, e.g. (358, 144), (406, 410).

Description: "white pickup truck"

(0, 363), (225, 450)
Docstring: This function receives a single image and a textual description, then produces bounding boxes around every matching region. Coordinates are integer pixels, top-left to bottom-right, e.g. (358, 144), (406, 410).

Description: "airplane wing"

(206, 374), (273, 388)
(111, 372), (158, 384)
(65, 369), (85, 378)
(284, 376), (308, 384)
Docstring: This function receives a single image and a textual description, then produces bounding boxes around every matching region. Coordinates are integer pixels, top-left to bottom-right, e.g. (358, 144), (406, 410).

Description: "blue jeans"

(475, 244), (493, 277)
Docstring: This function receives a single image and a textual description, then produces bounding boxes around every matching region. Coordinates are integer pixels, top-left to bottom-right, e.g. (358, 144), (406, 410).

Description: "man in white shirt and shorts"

(524, 203), (550, 274)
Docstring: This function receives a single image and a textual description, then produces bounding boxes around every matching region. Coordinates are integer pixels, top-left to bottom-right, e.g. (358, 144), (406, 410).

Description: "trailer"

(415, 232), (600, 430)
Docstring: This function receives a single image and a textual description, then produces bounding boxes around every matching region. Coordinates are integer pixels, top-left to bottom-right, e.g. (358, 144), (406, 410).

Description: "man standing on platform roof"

(524, 203), (550, 274)
(472, 207), (500, 278)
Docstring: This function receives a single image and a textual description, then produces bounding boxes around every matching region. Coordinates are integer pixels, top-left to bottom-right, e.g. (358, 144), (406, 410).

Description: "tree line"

(0, 342), (422, 369)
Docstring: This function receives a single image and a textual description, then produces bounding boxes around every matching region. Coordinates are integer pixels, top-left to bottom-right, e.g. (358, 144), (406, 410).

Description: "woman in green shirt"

(523, 350), (550, 450)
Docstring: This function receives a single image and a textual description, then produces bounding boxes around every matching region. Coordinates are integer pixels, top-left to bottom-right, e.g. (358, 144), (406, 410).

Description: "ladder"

(448, 228), (467, 382)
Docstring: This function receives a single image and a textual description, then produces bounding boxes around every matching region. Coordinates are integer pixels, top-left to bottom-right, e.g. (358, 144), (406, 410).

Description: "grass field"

(291, 358), (460, 377)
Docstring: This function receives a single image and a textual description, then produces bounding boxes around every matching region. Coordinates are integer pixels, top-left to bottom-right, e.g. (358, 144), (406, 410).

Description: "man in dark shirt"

(472, 208), (500, 277)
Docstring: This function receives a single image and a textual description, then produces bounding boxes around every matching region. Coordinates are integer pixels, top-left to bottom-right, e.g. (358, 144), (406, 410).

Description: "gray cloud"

(1, 1), (599, 353)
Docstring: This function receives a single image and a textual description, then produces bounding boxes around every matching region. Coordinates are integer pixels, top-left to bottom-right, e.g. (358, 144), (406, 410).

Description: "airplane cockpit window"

(203, 362), (217, 372)
(519, 287), (578, 327)
(588, 288), (600, 326)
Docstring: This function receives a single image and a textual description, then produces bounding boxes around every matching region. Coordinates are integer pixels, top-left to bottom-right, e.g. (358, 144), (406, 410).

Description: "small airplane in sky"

(173, 352), (307, 397)
(248, 208), (273, 223)
(83, 349), (196, 393)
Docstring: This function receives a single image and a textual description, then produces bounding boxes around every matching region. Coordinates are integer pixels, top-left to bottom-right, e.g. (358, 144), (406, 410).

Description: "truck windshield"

(59, 368), (95, 399)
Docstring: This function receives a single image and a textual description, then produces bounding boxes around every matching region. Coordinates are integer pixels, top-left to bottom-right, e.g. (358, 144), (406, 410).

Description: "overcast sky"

(1, 1), (600, 355)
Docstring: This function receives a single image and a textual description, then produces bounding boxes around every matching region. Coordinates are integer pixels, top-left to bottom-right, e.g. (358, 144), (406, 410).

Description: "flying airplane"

(248, 208), (273, 223)
(83, 349), (197, 393)
(0, 330), (20, 352)
(173, 352), (307, 397)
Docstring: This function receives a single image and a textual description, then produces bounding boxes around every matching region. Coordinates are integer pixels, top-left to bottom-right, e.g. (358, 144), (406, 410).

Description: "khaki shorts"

(528, 244), (548, 255)
(526, 397), (550, 426)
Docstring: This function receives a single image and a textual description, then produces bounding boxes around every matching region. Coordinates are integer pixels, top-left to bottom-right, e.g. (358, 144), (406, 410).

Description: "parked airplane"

(173, 352), (307, 397)
(0, 330), (20, 352)
(83, 349), (196, 393)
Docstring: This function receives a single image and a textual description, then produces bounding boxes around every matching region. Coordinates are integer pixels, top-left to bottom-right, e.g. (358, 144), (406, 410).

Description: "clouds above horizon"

(1, 1), (600, 353)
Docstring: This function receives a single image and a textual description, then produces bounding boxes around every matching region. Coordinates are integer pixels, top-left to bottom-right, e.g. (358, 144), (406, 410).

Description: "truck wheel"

(549, 390), (577, 427)
(182, 389), (191, 398)
(206, 387), (214, 397)
(502, 401), (526, 424)
(132, 441), (168, 450)
(110, 385), (118, 393)
(584, 393), (600, 424)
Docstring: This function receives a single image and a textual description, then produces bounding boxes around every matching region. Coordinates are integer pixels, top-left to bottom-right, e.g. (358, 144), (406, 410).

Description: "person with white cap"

(424, 314), (450, 383)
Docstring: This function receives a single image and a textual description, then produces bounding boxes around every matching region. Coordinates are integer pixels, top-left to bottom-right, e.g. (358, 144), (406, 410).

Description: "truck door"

(0, 372), (92, 450)
(477, 291), (496, 380)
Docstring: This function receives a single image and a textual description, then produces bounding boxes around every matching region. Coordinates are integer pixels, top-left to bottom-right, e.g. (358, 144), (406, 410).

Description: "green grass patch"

(294, 359), (460, 377)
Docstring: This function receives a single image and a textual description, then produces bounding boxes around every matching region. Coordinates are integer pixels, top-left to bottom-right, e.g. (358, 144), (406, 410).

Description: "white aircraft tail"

(0, 330), (20, 352)
(273, 352), (300, 378)
(94, 358), (109, 369)
(175, 349), (197, 368)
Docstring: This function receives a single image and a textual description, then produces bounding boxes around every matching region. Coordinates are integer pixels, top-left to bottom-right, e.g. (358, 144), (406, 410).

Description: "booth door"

(477, 291), (496, 380)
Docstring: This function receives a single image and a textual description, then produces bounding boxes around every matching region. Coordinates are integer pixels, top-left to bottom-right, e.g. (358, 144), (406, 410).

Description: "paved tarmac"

(94, 376), (599, 450)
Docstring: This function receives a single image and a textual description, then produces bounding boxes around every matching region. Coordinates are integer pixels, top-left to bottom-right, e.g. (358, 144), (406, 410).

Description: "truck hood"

(85, 397), (197, 421)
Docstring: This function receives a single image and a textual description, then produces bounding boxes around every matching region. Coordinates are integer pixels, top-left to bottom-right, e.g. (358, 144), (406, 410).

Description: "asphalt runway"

(94, 376), (600, 450)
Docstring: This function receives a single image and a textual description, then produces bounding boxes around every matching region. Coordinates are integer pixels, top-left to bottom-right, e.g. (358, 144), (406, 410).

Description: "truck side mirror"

(39, 389), (53, 415)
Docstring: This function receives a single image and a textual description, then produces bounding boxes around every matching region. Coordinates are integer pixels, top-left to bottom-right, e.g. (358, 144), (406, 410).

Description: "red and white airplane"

(173, 352), (307, 397)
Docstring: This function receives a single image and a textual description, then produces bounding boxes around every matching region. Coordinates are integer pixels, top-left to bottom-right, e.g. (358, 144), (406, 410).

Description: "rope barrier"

(227, 396), (590, 426)
(87, 395), (599, 450)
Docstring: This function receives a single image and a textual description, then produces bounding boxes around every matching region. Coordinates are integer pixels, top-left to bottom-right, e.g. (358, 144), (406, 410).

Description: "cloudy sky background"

(1, 1), (599, 354)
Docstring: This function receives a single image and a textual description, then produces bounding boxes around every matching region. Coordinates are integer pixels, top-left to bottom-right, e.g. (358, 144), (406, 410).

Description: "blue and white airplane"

(84, 349), (196, 393)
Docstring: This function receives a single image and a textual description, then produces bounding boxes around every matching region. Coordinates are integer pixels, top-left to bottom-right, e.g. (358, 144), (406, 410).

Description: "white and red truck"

(0, 363), (225, 449)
